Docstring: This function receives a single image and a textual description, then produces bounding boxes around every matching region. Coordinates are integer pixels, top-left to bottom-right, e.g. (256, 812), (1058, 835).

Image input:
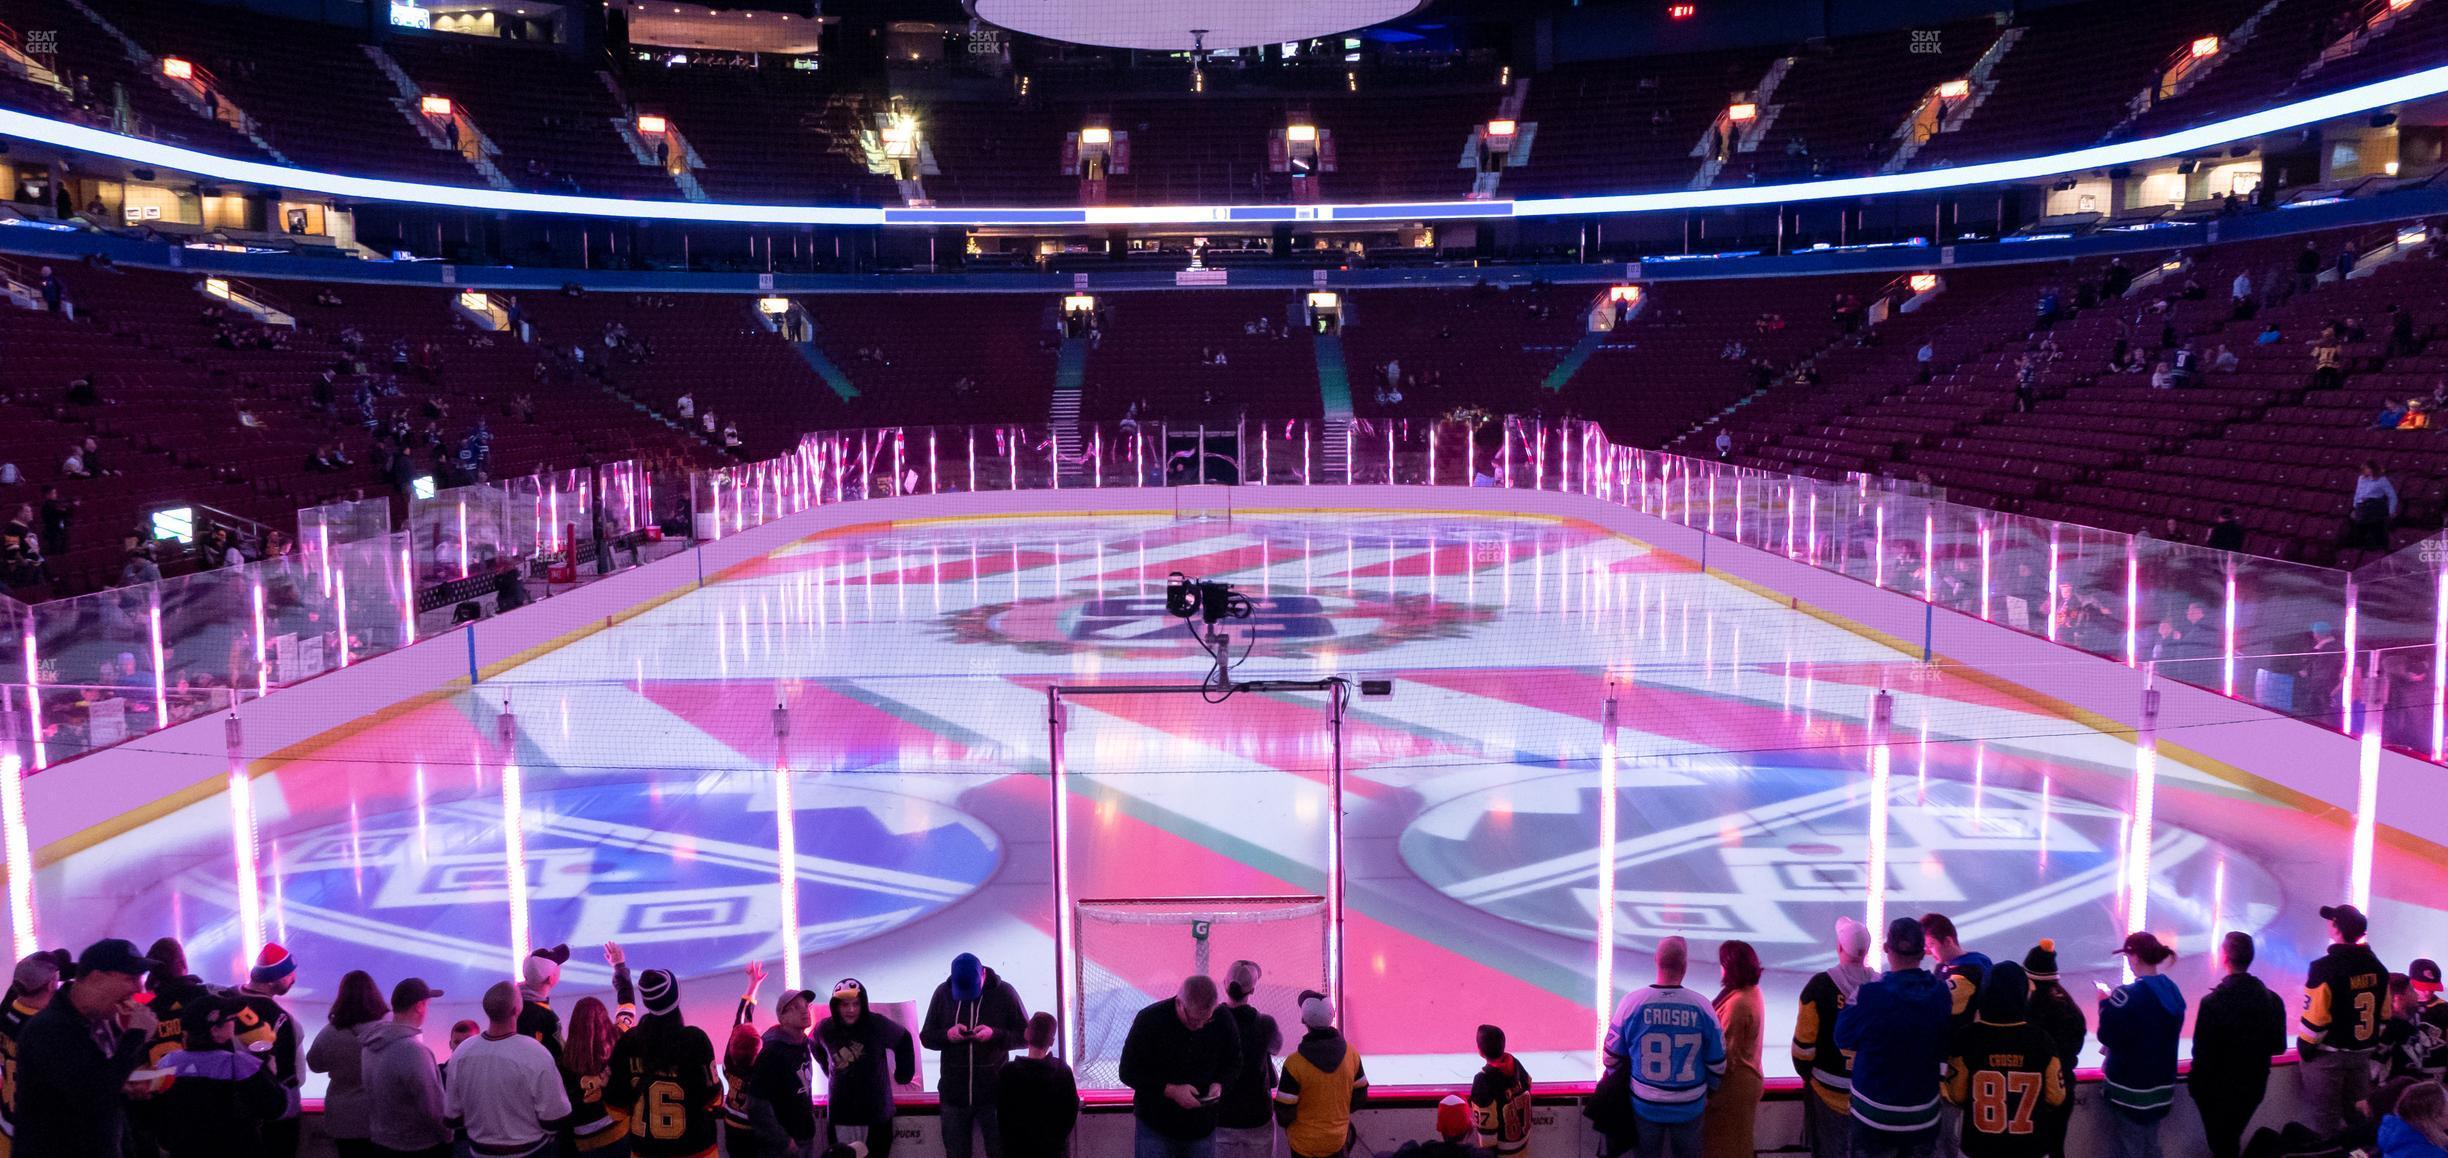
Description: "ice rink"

(34, 510), (2444, 1089)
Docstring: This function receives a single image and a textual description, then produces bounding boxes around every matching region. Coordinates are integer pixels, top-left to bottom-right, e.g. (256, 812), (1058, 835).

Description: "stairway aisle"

(1051, 336), (1089, 486)
(1315, 332), (1354, 483)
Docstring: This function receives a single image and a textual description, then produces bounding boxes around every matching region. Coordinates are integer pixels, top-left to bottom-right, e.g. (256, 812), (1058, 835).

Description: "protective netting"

(1073, 897), (1328, 1090)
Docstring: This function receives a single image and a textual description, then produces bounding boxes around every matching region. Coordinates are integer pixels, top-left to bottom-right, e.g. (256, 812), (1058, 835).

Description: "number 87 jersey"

(1942, 1020), (2067, 1158)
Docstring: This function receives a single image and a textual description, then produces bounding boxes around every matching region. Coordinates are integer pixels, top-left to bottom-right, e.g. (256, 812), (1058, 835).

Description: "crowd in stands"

(0, 265), (714, 599)
(2, 902), (2441, 1158)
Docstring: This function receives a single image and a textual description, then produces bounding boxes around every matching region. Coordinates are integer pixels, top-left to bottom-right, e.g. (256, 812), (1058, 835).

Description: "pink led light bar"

(0, 749), (35, 959)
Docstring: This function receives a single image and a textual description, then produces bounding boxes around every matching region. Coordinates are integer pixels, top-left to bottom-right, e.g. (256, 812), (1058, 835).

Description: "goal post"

(1070, 895), (1329, 1090)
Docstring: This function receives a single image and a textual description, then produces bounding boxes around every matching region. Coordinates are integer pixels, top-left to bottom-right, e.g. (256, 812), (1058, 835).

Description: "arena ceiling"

(964, 0), (1429, 51)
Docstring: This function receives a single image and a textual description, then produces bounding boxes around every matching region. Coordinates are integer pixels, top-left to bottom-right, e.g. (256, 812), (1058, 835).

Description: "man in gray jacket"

(361, 977), (450, 1158)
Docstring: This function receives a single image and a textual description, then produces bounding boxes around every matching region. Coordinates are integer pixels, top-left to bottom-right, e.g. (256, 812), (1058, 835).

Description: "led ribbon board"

(1, 63), (2443, 227)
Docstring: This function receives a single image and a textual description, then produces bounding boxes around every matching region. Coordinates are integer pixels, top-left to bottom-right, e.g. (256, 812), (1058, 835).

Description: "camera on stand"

(1166, 572), (1252, 626)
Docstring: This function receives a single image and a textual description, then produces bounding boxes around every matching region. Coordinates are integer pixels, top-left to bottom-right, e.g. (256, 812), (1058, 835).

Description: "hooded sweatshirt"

(747, 1024), (818, 1150)
(1835, 966), (1952, 1134)
(359, 1020), (450, 1152)
(1793, 961), (1879, 1114)
(1274, 1026), (1367, 1158)
(2097, 974), (2185, 1119)
(919, 956), (1029, 1108)
(2378, 1114), (2448, 1158)
(307, 1020), (375, 1141)
(817, 982), (915, 1128)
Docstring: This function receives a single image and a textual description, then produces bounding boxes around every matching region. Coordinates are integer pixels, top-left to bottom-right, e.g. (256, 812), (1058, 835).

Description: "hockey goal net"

(1072, 895), (1329, 1090)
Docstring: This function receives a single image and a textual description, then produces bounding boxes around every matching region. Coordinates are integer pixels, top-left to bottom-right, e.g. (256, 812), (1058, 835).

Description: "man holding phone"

(1120, 976), (1242, 1158)
(922, 953), (1030, 1158)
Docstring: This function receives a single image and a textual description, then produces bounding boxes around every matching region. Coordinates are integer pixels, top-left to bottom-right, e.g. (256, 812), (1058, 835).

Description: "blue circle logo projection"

(168, 780), (1000, 996)
(1399, 760), (2286, 973)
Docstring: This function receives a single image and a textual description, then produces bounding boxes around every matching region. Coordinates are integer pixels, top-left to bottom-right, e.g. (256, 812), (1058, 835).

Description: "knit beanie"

(639, 968), (680, 1016)
(250, 943), (297, 986)
(2022, 939), (2060, 982)
(1435, 1094), (1471, 1141)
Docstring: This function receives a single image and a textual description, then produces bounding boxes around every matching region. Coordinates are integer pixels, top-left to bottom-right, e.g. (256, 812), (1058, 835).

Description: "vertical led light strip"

(969, 430), (980, 493)
(929, 431), (940, 495)
(252, 582), (268, 698)
(2124, 539), (2138, 668)
(2223, 561), (2238, 697)
(499, 707), (530, 976)
(1326, 681), (1347, 1015)
(773, 703), (802, 992)
(0, 748), (35, 959)
(148, 599), (168, 728)
(1922, 510), (1935, 603)
(1978, 521), (1992, 621)
(335, 568), (352, 668)
(1873, 504), (1886, 590)
(2046, 530), (2061, 643)
(2353, 668), (2381, 910)
(2434, 565), (2446, 760)
(1865, 690), (1894, 935)
(399, 548), (416, 646)
(2341, 580), (2359, 734)
(2128, 685), (2160, 938)
(1593, 681), (1622, 1067)
(1785, 486), (1797, 558)
(457, 499), (469, 579)
(226, 714), (264, 969)
(1046, 689), (1075, 1056)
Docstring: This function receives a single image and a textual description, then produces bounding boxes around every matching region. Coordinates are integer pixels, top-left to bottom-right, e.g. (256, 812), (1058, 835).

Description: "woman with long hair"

(1702, 940), (1765, 1158)
(561, 996), (629, 1156)
(307, 971), (390, 1158)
